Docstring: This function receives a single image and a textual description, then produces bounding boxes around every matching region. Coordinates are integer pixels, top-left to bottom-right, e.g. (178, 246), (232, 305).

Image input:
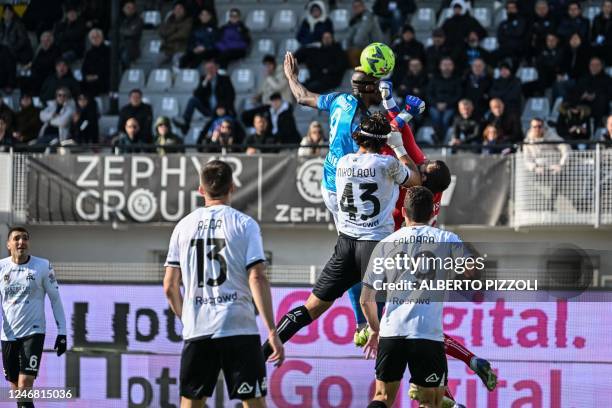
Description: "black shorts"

(1, 333), (45, 382)
(312, 234), (379, 302)
(180, 335), (266, 401)
(376, 338), (448, 388)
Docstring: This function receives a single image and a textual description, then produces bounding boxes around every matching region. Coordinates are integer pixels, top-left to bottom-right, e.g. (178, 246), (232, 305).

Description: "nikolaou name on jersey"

(336, 167), (376, 178)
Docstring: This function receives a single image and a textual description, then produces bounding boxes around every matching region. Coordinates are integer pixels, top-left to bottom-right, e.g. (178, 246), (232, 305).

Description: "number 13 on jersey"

(189, 238), (228, 287)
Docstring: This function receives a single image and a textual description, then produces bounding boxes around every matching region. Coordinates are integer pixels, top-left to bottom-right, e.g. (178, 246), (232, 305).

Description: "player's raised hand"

(267, 332), (285, 367)
(379, 80), (393, 101)
(363, 331), (379, 360)
(283, 52), (299, 80)
(54, 335), (67, 356)
(405, 95), (426, 116)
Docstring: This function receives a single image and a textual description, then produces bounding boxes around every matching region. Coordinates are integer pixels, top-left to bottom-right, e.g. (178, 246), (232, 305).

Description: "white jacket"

(39, 99), (76, 142)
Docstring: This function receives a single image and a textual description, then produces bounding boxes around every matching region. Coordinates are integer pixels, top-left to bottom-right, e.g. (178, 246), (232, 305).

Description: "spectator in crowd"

(530, 0), (558, 61)
(242, 93), (300, 145)
(119, 0), (144, 69)
(391, 25), (426, 80)
(158, 0), (192, 65)
(0, 117), (14, 152)
(118, 89), (153, 143)
(463, 57), (492, 119)
(591, 0), (611, 65)
(462, 30), (492, 71)
(244, 113), (276, 154)
(395, 58), (428, 100)
(489, 61), (523, 115)
(71, 92), (99, 144)
(481, 124), (511, 155)
(497, 0), (528, 67)
(427, 57), (463, 141)
(81, 29), (110, 97)
(295, 31), (347, 94)
(254, 55), (292, 106)
(28, 31), (61, 95)
(13, 94), (41, 144)
(37, 86), (76, 145)
(298, 121), (327, 157)
(484, 97), (523, 143)
(574, 56), (612, 126)
(556, 89), (591, 142)
(179, 8), (218, 68)
(114, 117), (143, 153)
(198, 104), (244, 146)
(154, 116), (183, 154)
(597, 114), (612, 142)
(174, 60), (235, 134)
(200, 118), (238, 153)
(425, 29), (457, 76)
(40, 59), (80, 103)
(373, 0), (415, 36)
(565, 32), (592, 81)
(0, 98), (13, 130)
(449, 99), (481, 147)
(523, 117), (570, 211)
(0, 5), (33, 64)
(53, 4), (87, 62)
(0, 44), (16, 92)
(297, 1), (333, 46)
(346, 0), (384, 68)
(441, 0), (487, 50)
(213, 8), (251, 68)
(536, 33), (566, 89)
(557, 1), (590, 42)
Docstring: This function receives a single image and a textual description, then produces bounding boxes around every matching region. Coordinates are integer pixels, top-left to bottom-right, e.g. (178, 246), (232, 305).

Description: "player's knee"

(242, 396), (266, 408)
(305, 295), (332, 319)
(414, 386), (443, 408)
(180, 396), (205, 408)
(17, 375), (34, 388)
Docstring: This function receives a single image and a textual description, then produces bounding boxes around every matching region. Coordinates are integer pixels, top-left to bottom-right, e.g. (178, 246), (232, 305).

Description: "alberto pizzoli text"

(371, 279), (539, 291)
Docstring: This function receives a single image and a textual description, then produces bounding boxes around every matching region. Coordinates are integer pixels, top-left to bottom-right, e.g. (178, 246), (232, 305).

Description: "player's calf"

(180, 397), (205, 408)
(242, 397), (267, 407)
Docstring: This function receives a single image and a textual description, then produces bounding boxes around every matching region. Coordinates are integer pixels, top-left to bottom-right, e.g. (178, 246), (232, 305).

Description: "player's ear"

(198, 185), (206, 197)
(401, 207), (407, 219)
(229, 182), (236, 194)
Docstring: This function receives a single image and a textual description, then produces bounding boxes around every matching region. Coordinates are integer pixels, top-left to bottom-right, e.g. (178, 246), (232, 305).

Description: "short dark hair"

(129, 88), (142, 96)
(404, 186), (434, 223)
(7, 226), (29, 240)
(352, 112), (390, 152)
(422, 160), (451, 193)
(262, 54), (276, 65)
(199, 160), (233, 199)
(270, 92), (282, 101)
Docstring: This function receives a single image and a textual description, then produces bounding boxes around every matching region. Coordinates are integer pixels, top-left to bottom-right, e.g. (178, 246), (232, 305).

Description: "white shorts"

(321, 185), (338, 227)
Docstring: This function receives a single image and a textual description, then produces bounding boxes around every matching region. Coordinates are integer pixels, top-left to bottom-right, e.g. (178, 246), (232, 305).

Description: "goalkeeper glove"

(54, 335), (67, 356)
(386, 131), (407, 157)
(379, 80), (398, 112)
(398, 95), (426, 123)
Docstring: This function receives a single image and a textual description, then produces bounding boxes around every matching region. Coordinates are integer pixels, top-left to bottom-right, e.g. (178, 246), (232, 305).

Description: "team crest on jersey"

(26, 273), (35, 281)
(3, 273), (9, 282)
(48, 273), (56, 283)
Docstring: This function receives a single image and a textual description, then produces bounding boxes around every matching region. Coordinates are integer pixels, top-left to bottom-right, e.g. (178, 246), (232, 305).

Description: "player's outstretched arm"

(43, 266), (67, 356)
(249, 262), (285, 366)
(283, 52), (319, 109)
(359, 285), (380, 359)
(386, 131), (422, 187)
(163, 266), (183, 319)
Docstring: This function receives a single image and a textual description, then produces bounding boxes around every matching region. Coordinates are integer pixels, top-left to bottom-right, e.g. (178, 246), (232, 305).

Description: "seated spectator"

(298, 121), (327, 157)
(0, 117), (14, 152)
(200, 118), (239, 153)
(13, 93), (42, 144)
(497, 1), (528, 67)
(118, 89), (153, 143)
(481, 124), (511, 155)
(114, 117), (143, 153)
(0, 44), (16, 92)
(71, 92), (99, 144)
(297, 1), (333, 46)
(536, 33), (566, 89)
(119, 0), (144, 69)
(530, 0), (558, 61)
(391, 25), (426, 80)
(0, 5), (33, 64)
(242, 93), (300, 145)
(462, 30), (492, 72)
(565, 32), (591, 81)
(373, 0), (415, 36)
(28, 31), (61, 95)
(463, 58), (492, 119)
(295, 31), (347, 94)
(441, 0), (486, 50)
(484, 97), (523, 143)
(557, 1), (590, 42)
(198, 104), (244, 145)
(591, 0), (611, 65)
(449, 99), (481, 147)
(597, 114), (612, 142)
(174, 60), (235, 134)
(81, 29), (111, 97)
(574, 56), (612, 126)
(213, 8), (250, 68)
(179, 8), (218, 69)
(40, 58), (80, 103)
(489, 61), (522, 115)
(346, 0), (384, 68)
(53, 4), (86, 62)
(244, 113), (277, 154)
(253, 55), (292, 106)
(154, 116), (183, 154)
(395, 58), (428, 100)
(37, 86), (76, 145)
(556, 90), (591, 143)
(427, 57), (463, 142)
(425, 29), (459, 76)
(0, 98), (13, 130)
(158, 0), (192, 65)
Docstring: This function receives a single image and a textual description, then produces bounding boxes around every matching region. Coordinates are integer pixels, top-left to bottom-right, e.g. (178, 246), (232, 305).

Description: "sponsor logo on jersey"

(425, 373), (440, 383)
(3, 274), (9, 282)
(237, 382), (254, 395)
(26, 273), (35, 281)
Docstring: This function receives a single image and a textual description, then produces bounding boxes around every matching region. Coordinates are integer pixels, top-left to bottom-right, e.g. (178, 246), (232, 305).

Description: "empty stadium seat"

(152, 96), (180, 118)
(481, 36), (498, 52)
(494, 9), (507, 26)
(246, 9), (269, 32)
(119, 69), (145, 92)
(277, 38), (299, 57)
(173, 69), (199, 92)
(146, 69), (172, 92)
(2, 96), (14, 110)
(585, 6), (600, 21)
(249, 38), (276, 60)
(141, 38), (162, 62)
(473, 7), (492, 28)
(231, 68), (256, 93)
(271, 10), (297, 32)
(99, 115), (118, 139)
(522, 97), (550, 125)
(411, 8), (435, 31)
(330, 9), (350, 31)
(142, 11), (161, 27)
(437, 8), (453, 26)
(517, 67), (538, 83)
